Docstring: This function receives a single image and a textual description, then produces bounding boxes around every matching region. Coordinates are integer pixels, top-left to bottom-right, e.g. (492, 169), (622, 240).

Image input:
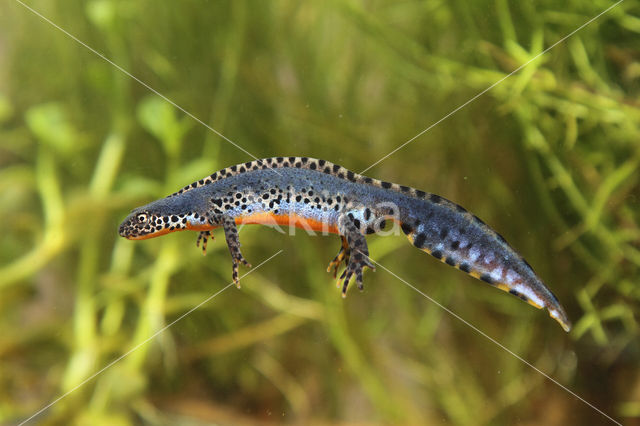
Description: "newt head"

(119, 209), (170, 240)
(119, 205), (214, 240)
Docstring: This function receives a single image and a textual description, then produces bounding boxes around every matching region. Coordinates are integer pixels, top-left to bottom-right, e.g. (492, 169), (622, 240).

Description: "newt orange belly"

(235, 211), (340, 234)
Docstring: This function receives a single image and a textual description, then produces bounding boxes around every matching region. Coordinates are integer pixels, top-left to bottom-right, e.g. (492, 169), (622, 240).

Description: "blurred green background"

(1, 0), (639, 424)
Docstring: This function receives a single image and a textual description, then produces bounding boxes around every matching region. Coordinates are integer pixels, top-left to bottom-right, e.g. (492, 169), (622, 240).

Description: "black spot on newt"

(413, 233), (426, 248)
(480, 274), (494, 284)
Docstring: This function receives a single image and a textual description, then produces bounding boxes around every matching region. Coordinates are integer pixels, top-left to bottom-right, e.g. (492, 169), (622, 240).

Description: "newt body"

(119, 157), (571, 331)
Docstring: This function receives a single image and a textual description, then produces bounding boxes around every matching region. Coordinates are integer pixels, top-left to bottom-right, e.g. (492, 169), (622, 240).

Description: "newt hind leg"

(332, 215), (376, 297)
(327, 236), (350, 279)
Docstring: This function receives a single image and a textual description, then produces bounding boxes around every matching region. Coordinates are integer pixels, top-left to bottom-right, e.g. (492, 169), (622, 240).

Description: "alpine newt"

(119, 157), (571, 331)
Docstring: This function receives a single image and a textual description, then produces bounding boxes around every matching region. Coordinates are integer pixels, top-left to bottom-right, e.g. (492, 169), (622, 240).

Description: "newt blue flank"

(119, 157), (571, 331)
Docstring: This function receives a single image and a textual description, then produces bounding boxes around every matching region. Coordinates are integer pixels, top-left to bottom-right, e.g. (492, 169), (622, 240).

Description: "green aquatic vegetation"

(1, 1), (638, 424)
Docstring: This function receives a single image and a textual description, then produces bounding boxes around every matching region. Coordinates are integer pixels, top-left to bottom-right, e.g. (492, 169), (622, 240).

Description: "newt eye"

(137, 213), (148, 223)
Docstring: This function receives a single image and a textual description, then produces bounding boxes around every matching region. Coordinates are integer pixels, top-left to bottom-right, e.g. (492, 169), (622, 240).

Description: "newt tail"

(119, 156), (571, 332)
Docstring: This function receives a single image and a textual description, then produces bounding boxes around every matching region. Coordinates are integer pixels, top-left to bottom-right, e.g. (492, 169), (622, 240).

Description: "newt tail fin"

(403, 221), (571, 332)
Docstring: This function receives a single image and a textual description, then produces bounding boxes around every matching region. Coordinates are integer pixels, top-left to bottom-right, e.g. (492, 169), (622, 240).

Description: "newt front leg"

(196, 231), (213, 255)
(208, 214), (251, 287)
